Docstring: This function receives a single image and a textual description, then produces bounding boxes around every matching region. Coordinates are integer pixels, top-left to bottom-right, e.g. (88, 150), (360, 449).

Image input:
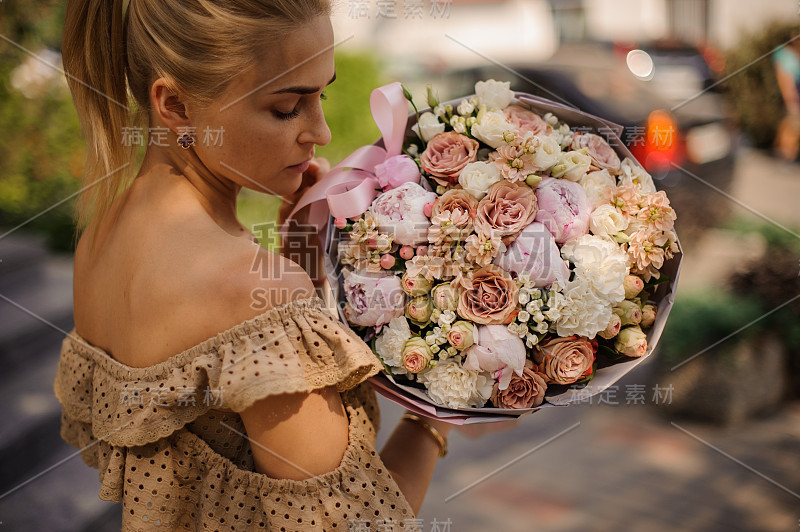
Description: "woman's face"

(188, 15), (335, 197)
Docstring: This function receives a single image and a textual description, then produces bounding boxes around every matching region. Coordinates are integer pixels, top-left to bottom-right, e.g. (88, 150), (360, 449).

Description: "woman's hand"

(277, 157), (330, 286)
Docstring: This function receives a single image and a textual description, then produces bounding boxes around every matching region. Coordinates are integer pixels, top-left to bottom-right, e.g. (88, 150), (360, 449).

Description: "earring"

(177, 132), (195, 149)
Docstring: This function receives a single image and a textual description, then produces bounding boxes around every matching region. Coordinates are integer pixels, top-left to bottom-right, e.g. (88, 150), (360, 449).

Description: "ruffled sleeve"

(54, 296), (382, 448)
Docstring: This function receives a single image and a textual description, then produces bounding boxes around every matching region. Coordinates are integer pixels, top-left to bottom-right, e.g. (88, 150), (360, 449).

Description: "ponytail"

(62, 0), (136, 248)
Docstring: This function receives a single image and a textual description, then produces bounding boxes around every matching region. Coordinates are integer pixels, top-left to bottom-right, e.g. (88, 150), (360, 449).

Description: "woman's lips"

(287, 159), (311, 173)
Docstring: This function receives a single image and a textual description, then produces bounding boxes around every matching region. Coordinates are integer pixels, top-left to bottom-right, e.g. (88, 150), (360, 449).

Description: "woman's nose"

(299, 101), (331, 147)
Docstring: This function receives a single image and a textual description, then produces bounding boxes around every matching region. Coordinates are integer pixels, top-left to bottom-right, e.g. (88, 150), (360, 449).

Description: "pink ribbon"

(282, 82), (411, 244)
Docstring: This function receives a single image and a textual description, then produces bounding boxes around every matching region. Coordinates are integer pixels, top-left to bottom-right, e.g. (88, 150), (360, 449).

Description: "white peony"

(474, 79), (514, 110)
(579, 169), (616, 208)
(458, 160), (503, 200)
(531, 134), (561, 170)
(374, 316), (412, 374)
(412, 111), (446, 142)
(589, 204), (629, 238)
(417, 358), (493, 408)
(471, 109), (512, 148)
(619, 157), (656, 194)
(551, 150), (591, 182)
(561, 234), (629, 305)
(552, 277), (613, 339)
(370, 181), (438, 245)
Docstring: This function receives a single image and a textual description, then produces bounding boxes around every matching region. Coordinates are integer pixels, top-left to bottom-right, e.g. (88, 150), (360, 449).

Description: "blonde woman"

(55, 1), (453, 529)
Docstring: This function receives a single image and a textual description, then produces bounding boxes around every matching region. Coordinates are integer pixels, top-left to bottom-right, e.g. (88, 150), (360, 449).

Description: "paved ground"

(375, 146), (800, 532)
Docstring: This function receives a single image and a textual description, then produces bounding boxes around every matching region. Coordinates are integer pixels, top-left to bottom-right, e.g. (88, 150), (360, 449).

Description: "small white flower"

(518, 310), (530, 322)
(434, 104), (447, 119)
(438, 310), (457, 326)
(457, 98), (475, 115)
(518, 292), (530, 306)
(474, 79), (514, 110)
(412, 111), (445, 142)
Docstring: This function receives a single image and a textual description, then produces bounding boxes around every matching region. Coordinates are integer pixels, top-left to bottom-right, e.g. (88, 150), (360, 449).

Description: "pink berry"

(333, 217), (348, 229)
(399, 245), (414, 260)
(367, 238), (378, 248)
(380, 254), (396, 269)
(416, 246), (428, 256)
(423, 202), (434, 218)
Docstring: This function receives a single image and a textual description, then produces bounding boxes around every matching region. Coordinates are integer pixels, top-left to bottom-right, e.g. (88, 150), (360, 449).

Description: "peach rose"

(474, 180), (538, 244)
(402, 337), (433, 373)
(533, 335), (596, 385)
(570, 132), (621, 173)
(490, 365), (548, 409)
(432, 189), (478, 220)
(420, 132), (480, 186)
(504, 105), (551, 137)
(457, 264), (519, 325)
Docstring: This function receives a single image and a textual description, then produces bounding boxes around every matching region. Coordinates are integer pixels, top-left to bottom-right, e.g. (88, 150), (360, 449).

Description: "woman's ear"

(150, 77), (191, 132)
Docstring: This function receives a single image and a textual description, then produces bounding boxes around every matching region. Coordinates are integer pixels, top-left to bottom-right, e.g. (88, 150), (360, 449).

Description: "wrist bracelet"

(401, 413), (448, 458)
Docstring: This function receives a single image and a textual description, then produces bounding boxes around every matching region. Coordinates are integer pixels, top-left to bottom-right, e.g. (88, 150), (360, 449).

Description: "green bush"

(724, 21), (797, 149)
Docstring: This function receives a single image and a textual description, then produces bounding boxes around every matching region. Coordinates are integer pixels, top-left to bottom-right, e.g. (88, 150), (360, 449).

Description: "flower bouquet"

(289, 80), (682, 423)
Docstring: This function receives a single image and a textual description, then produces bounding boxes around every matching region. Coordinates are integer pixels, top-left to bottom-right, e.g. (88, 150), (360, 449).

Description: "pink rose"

(447, 321), (475, 350)
(420, 132), (479, 186)
(474, 180), (538, 244)
(534, 177), (592, 244)
(456, 265), (519, 325)
(533, 335), (596, 385)
(463, 324), (526, 390)
(490, 364), (548, 409)
(570, 132), (621, 173)
(504, 105), (551, 137)
(402, 337), (433, 373)
(374, 154), (421, 190)
(343, 270), (406, 327)
(493, 221), (570, 287)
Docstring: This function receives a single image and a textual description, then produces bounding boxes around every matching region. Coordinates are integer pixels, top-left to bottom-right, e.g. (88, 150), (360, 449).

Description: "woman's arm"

(776, 65), (800, 116)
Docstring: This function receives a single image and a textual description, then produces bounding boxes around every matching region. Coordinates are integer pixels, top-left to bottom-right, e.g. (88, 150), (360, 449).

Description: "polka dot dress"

(54, 297), (417, 531)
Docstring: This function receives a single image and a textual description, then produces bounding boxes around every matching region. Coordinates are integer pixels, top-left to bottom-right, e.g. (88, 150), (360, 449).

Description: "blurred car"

(438, 44), (737, 243)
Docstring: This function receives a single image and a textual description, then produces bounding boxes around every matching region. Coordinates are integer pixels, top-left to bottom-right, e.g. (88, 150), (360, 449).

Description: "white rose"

(552, 278), (613, 339)
(412, 111), (445, 142)
(417, 358), (493, 408)
(561, 234), (629, 305)
(551, 150), (591, 182)
(370, 181), (438, 245)
(474, 79), (514, 110)
(579, 169), (616, 208)
(374, 316), (412, 374)
(471, 109), (512, 148)
(457, 98), (475, 115)
(619, 157), (656, 194)
(458, 161), (503, 200)
(589, 204), (629, 238)
(532, 134), (561, 170)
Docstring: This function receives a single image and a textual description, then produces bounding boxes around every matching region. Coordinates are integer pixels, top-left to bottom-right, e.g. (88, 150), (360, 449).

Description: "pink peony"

(493, 222), (570, 287)
(463, 324), (526, 390)
(374, 154), (421, 190)
(370, 181), (438, 246)
(534, 177), (592, 244)
(343, 270), (406, 327)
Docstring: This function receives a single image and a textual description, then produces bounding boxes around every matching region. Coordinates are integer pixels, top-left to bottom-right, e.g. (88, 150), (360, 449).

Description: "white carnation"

(471, 109), (512, 148)
(589, 204), (629, 238)
(561, 234), (629, 305)
(412, 111), (445, 142)
(417, 359), (493, 409)
(552, 277), (613, 339)
(374, 317), (412, 373)
(579, 169), (616, 208)
(619, 157), (656, 194)
(474, 79), (514, 110)
(458, 161), (503, 200)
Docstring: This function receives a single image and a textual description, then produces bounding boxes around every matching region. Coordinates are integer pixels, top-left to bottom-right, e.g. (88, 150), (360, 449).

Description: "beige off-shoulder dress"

(53, 296), (417, 531)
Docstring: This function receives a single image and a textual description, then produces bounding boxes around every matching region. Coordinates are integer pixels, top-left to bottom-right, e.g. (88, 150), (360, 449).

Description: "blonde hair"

(62, 0), (331, 247)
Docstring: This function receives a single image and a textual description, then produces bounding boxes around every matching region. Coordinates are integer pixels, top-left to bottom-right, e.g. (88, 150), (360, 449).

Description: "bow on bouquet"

(288, 80), (682, 424)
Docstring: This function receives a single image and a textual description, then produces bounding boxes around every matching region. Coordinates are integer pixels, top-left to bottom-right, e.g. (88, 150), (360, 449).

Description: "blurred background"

(0, 0), (798, 530)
